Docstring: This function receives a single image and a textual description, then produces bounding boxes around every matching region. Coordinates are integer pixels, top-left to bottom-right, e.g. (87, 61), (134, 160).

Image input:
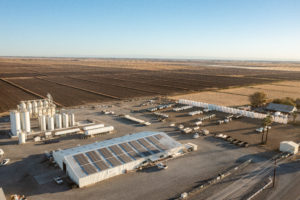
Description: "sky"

(0, 0), (300, 60)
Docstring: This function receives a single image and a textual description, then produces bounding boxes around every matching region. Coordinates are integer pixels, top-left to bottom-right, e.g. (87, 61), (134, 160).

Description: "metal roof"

(266, 103), (297, 113)
(56, 131), (182, 179)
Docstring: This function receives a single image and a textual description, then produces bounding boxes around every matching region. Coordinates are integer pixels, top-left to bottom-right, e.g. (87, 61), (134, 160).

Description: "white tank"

(62, 113), (69, 128)
(26, 101), (32, 114)
(32, 101), (38, 114)
(40, 115), (47, 131)
(20, 101), (26, 110)
(43, 99), (49, 108)
(19, 132), (26, 144)
(83, 124), (104, 131)
(20, 110), (31, 133)
(47, 116), (55, 131)
(55, 114), (62, 129)
(84, 126), (114, 136)
(50, 106), (56, 116)
(69, 113), (75, 127)
(10, 110), (21, 136)
(38, 100), (43, 109)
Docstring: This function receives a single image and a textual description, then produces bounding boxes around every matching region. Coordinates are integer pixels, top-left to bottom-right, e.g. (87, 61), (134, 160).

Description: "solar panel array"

(72, 134), (169, 175)
(146, 135), (168, 151)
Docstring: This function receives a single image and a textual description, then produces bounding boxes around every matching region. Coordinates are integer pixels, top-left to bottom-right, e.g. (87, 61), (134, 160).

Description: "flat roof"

(56, 131), (182, 179)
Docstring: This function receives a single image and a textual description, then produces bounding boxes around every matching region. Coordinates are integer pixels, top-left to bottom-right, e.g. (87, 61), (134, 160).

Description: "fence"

(178, 99), (288, 124)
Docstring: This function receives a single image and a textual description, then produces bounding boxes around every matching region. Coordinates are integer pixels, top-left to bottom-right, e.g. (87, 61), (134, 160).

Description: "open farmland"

(171, 80), (300, 106)
(1, 57), (300, 114)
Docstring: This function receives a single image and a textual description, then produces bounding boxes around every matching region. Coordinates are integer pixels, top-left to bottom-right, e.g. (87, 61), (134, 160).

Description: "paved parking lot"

(0, 98), (274, 200)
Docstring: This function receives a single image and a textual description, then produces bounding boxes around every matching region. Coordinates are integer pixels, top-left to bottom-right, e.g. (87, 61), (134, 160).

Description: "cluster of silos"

(18, 99), (56, 118)
(38, 112), (76, 132)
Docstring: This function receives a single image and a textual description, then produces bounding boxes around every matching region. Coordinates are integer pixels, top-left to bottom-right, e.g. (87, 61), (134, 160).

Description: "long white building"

(53, 131), (183, 187)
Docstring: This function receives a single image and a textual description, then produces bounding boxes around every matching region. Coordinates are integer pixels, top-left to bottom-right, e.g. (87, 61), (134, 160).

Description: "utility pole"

(273, 159), (277, 188)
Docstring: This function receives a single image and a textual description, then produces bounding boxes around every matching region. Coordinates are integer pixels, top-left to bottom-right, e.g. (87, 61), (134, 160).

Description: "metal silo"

(20, 110), (31, 133)
(69, 113), (75, 127)
(55, 114), (62, 129)
(62, 113), (69, 128)
(40, 115), (47, 131)
(10, 110), (21, 136)
(18, 132), (26, 144)
(47, 116), (55, 131)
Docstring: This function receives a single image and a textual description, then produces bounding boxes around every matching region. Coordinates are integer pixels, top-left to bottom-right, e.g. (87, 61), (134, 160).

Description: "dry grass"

(170, 80), (300, 106)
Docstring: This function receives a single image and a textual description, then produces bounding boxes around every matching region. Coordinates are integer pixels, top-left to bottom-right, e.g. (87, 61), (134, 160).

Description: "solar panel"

(73, 154), (98, 175)
(74, 154), (90, 165)
(109, 145), (132, 163)
(82, 163), (98, 174)
(86, 151), (102, 162)
(98, 148), (122, 167)
(146, 136), (168, 151)
(86, 151), (110, 171)
(118, 154), (132, 163)
(138, 138), (160, 154)
(129, 140), (151, 157)
(94, 160), (110, 171)
(119, 143), (142, 159)
(109, 145), (124, 155)
(154, 134), (163, 140)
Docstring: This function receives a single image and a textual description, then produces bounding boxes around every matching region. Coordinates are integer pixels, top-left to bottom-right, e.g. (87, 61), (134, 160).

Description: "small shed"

(279, 141), (299, 154)
(266, 103), (297, 114)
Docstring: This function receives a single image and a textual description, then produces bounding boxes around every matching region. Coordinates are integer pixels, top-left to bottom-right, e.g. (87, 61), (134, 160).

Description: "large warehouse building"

(53, 131), (184, 187)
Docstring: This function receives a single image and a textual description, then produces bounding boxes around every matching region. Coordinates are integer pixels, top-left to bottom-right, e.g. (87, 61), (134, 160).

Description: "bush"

(272, 97), (296, 106)
(249, 92), (267, 107)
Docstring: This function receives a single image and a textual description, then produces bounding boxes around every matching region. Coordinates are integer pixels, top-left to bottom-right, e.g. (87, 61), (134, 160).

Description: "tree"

(295, 98), (300, 109)
(272, 97), (296, 106)
(249, 92), (267, 107)
(292, 112), (298, 123)
(263, 115), (273, 144)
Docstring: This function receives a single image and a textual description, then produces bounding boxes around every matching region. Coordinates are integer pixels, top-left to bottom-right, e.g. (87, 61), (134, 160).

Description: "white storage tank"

(50, 106), (56, 116)
(62, 113), (69, 128)
(83, 124), (105, 131)
(69, 113), (75, 127)
(38, 100), (43, 109)
(84, 126), (114, 136)
(280, 141), (299, 154)
(55, 128), (80, 136)
(20, 110), (31, 133)
(32, 100), (38, 114)
(55, 114), (62, 129)
(18, 132), (26, 144)
(40, 115), (47, 131)
(20, 101), (26, 110)
(26, 101), (32, 115)
(10, 110), (21, 136)
(43, 99), (49, 108)
(47, 116), (55, 131)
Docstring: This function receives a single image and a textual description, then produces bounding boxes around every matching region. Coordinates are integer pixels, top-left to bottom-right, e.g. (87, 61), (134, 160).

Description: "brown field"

(171, 80), (300, 106)
(1, 57), (300, 113)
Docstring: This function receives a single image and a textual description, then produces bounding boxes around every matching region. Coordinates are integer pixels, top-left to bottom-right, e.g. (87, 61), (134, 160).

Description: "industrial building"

(266, 103), (297, 114)
(53, 131), (184, 187)
(9, 95), (80, 144)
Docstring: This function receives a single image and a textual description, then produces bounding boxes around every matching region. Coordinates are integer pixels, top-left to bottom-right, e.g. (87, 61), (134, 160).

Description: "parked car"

(53, 176), (64, 185)
(156, 163), (168, 170)
(0, 158), (10, 166)
(193, 133), (199, 139)
(256, 126), (271, 133)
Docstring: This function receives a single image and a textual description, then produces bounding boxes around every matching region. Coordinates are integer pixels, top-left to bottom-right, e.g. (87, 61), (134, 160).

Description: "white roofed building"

(53, 131), (183, 187)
